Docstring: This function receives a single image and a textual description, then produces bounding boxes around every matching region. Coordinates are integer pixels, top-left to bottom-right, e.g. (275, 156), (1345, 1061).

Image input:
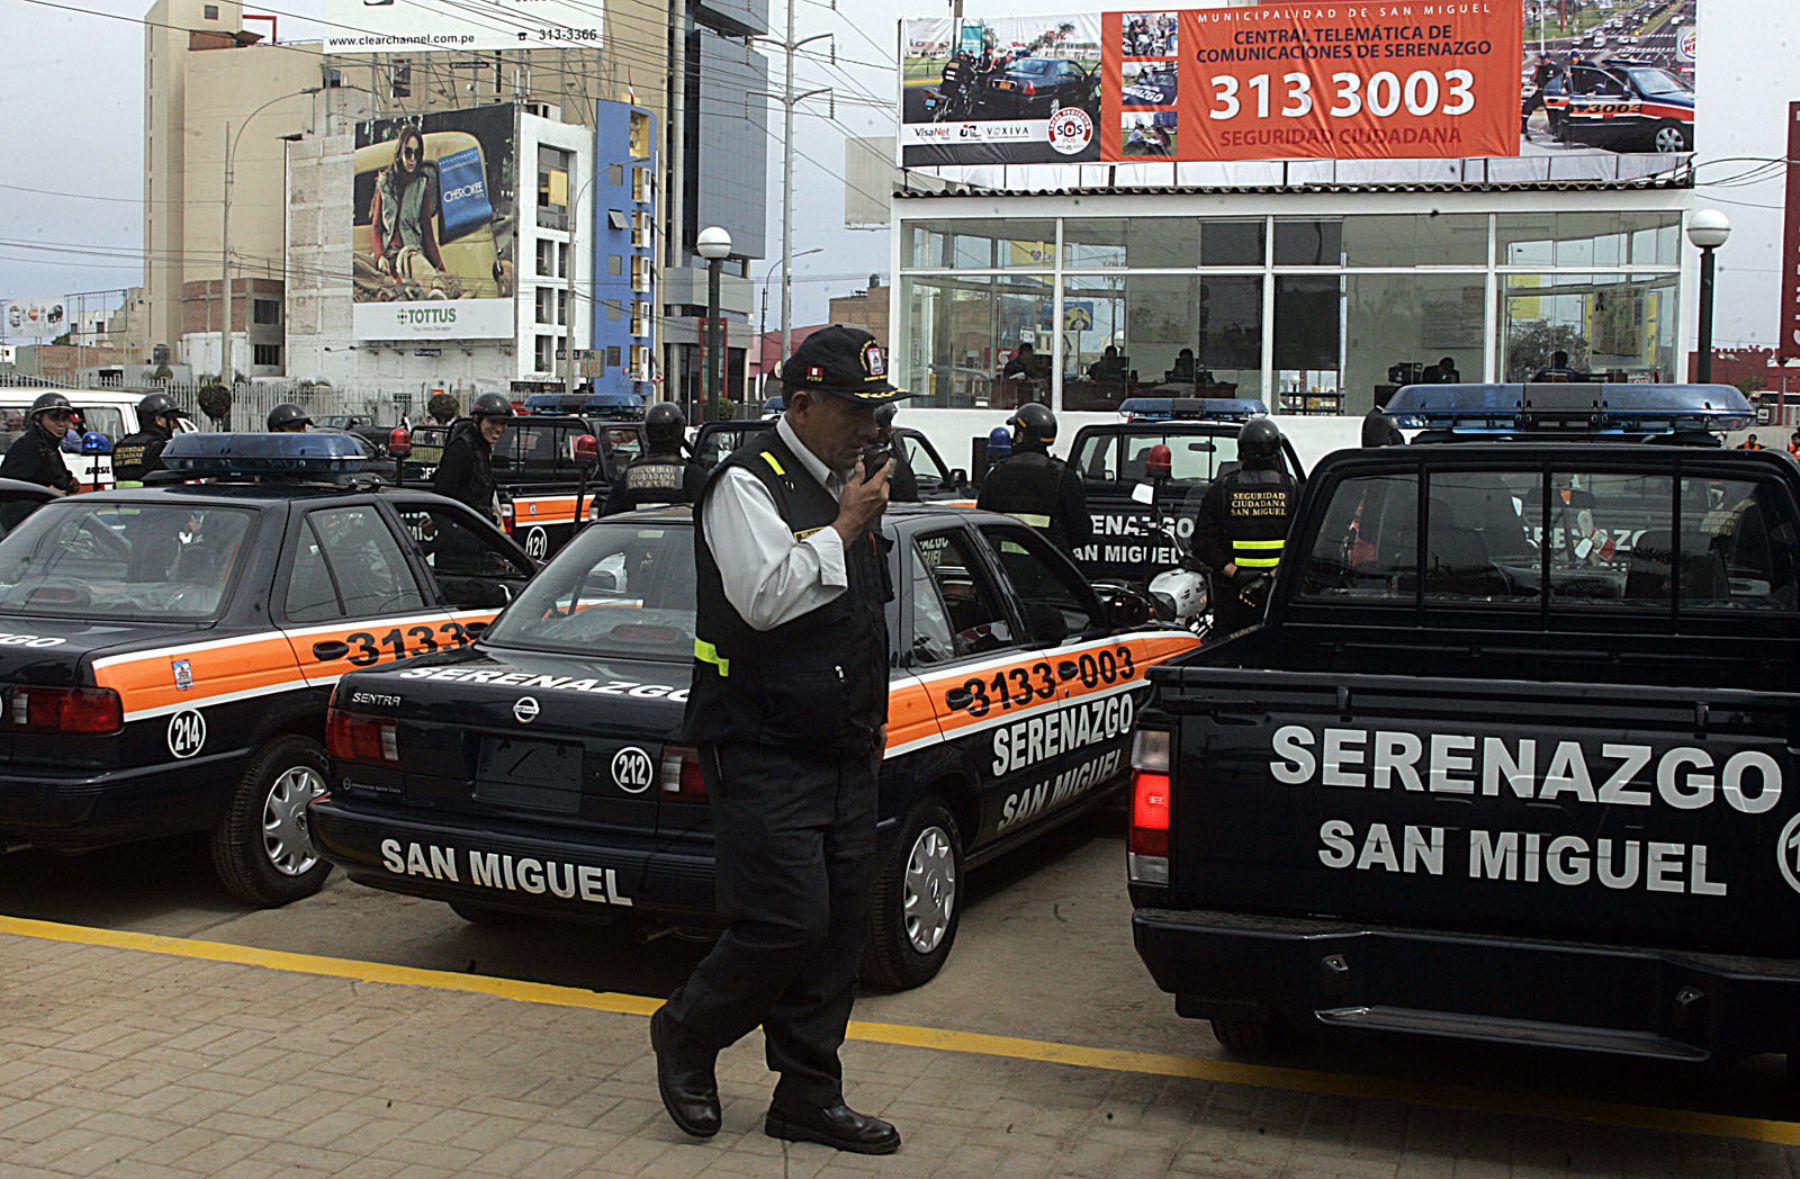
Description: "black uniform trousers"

(663, 741), (878, 1107)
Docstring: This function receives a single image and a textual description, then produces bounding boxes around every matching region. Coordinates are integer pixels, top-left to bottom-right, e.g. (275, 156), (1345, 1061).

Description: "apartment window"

(631, 257), (651, 293)
(632, 211), (652, 249)
(252, 344), (281, 367)
(631, 300), (650, 337)
(607, 209), (629, 231)
(632, 167), (650, 204)
(391, 62), (412, 100)
(252, 299), (281, 326)
(536, 239), (557, 278)
(537, 146), (571, 231)
(609, 255), (624, 277)
(609, 163), (624, 187)
(535, 288), (558, 326)
(605, 299), (622, 321)
(558, 242), (569, 278)
(630, 345), (651, 380)
(607, 346), (622, 368)
(203, 3), (218, 17)
(628, 111), (652, 160)
(558, 289), (569, 326)
(536, 335), (556, 371)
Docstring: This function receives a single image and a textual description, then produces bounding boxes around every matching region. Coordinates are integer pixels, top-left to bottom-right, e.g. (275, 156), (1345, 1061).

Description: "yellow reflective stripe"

(760, 452), (786, 477)
(114, 480), (144, 489)
(1233, 539), (1286, 551)
(1011, 512), (1052, 528)
(694, 639), (730, 678)
(1236, 556), (1282, 569)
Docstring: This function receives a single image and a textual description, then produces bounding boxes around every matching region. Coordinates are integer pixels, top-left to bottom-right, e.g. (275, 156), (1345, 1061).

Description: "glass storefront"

(895, 209), (1685, 416)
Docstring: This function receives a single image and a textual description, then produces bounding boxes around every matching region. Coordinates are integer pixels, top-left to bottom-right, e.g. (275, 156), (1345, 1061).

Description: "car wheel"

(1654, 122), (1691, 153)
(1210, 1015), (1279, 1055)
(862, 797), (963, 991)
(210, 735), (333, 907)
(449, 901), (521, 927)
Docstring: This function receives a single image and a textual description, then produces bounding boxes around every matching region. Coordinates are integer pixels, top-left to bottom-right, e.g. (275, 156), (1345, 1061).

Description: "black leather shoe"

(765, 1101), (900, 1155)
(650, 1008), (720, 1138)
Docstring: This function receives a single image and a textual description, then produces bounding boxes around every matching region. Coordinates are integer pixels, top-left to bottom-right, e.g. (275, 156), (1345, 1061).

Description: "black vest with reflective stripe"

(681, 431), (890, 753)
(978, 451), (1069, 547)
(617, 454), (697, 510)
(1220, 466), (1297, 570)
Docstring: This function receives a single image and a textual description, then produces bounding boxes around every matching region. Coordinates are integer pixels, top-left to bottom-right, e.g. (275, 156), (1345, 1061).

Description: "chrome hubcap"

(902, 824), (957, 955)
(1656, 128), (1684, 153)
(263, 766), (325, 876)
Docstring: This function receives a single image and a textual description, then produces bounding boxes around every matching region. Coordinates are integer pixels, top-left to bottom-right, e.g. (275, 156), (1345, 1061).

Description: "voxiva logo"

(395, 307), (458, 327)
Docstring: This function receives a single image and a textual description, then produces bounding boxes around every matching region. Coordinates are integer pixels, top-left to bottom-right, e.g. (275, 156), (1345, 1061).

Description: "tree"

(1504, 322), (1591, 382)
(427, 392), (460, 424)
(1736, 375), (1765, 397)
(196, 383), (233, 427)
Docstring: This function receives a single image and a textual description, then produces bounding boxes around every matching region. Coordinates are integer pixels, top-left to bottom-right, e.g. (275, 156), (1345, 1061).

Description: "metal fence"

(95, 380), (436, 431)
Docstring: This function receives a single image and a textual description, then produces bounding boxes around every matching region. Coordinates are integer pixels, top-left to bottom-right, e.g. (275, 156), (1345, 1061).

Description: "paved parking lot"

(0, 819), (1797, 1177)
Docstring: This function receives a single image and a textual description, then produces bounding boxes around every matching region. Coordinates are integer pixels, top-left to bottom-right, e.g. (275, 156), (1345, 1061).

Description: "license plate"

(474, 736), (583, 814)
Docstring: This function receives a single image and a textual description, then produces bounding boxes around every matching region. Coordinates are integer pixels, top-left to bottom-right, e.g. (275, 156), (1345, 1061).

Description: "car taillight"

(326, 707), (399, 765)
(1129, 729), (1170, 885)
(1022, 82), (1036, 95)
(659, 744), (708, 800)
(8, 686), (123, 734)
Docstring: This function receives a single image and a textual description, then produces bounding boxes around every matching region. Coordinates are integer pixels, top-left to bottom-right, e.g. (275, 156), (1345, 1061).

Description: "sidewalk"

(0, 924), (1795, 1178)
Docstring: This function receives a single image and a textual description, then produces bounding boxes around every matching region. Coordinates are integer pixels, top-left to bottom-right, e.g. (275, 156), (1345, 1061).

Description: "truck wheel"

(1210, 1016), (1277, 1055)
(862, 797), (963, 991)
(210, 735), (333, 907)
(449, 901), (520, 927)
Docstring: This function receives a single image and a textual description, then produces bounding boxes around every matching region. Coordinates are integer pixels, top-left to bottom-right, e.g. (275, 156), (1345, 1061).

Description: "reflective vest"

(977, 451), (1072, 548)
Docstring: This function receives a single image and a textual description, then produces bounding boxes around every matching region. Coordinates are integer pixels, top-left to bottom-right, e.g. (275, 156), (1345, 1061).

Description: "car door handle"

(945, 687), (973, 711)
(312, 640), (350, 662)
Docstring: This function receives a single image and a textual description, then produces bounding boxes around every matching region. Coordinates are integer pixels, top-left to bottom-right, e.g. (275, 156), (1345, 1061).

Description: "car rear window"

(483, 521), (696, 662)
(0, 503), (256, 621)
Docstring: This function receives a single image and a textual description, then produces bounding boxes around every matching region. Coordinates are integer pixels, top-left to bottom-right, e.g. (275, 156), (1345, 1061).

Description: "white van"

(0, 388), (198, 490)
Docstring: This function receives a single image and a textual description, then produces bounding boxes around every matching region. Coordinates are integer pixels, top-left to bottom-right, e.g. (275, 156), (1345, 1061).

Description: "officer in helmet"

(976, 402), (1090, 552)
(602, 402), (706, 515)
(433, 392), (511, 525)
(873, 404), (918, 503)
(1192, 416), (1297, 635)
(0, 392), (80, 495)
(111, 393), (191, 487)
(267, 403), (312, 433)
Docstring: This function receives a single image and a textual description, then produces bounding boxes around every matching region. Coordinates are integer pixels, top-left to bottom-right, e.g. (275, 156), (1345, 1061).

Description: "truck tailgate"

(1157, 668), (1800, 958)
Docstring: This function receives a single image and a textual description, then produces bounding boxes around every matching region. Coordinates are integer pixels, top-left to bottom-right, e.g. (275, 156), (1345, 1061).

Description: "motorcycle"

(1133, 480), (1210, 634)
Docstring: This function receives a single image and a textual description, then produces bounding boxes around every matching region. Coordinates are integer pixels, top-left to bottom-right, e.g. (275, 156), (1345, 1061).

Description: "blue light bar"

(160, 432), (377, 478)
(1384, 383), (1753, 435)
(1119, 397), (1268, 423)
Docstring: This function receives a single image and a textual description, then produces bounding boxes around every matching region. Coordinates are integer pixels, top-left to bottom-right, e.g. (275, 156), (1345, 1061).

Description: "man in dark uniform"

(653, 325), (904, 1155)
(873, 404), (918, 503)
(0, 393), (79, 495)
(432, 392), (511, 525)
(976, 402), (1090, 553)
(1532, 350), (1581, 382)
(602, 402), (705, 514)
(1193, 416), (1297, 635)
(267, 403), (312, 433)
(112, 393), (190, 487)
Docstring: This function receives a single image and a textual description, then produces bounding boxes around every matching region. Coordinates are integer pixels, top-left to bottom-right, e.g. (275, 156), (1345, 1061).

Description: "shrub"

(427, 392), (460, 424)
(196, 383), (232, 423)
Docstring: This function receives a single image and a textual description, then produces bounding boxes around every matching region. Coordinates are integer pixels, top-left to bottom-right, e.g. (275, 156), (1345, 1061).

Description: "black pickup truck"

(1128, 384), (1800, 1080)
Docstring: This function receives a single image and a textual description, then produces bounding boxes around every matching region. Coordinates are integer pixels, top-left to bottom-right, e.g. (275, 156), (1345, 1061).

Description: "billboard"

(352, 105), (517, 342)
(3, 298), (67, 340)
(324, 0), (604, 53)
(901, 0), (1697, 169)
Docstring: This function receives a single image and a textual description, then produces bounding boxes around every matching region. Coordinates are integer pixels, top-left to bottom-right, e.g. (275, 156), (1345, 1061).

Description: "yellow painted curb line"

(0, 914), (1796, 1148)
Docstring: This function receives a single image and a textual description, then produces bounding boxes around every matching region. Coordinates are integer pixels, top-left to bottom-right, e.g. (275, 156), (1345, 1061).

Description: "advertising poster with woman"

(352, 105), (517, 340)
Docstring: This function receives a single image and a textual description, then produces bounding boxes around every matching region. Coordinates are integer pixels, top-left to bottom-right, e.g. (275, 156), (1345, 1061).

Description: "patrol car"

(693, 419), (972, 500)
(0, 433), (535, 906)
(1067, 399), (1305, 584)
(1542, 59), (1695, 154)
(309, 505), (1200, 989)
(401, 415), (648, 559)
(1130, 384), (1800, 1077)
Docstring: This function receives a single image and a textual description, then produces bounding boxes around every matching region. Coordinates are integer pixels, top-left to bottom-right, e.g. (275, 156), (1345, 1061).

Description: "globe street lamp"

(697, 226), (733, 422)
(1687, 209), (1731, 384)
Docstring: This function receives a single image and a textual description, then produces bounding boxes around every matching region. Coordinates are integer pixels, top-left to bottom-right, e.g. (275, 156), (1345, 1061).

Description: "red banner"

(1170, 3), (1522, 162)
(1781, 102), (1800, 361)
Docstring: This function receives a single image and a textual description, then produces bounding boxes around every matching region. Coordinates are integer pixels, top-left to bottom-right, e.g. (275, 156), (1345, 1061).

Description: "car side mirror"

(312, 640), (350, 662)
(1091, 583), (1150, 631)
(947, 467), (968, 488)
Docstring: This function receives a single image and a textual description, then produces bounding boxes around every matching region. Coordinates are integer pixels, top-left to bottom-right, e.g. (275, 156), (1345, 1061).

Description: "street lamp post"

(1687, 209), (1732, 385)
(221, 86), (320, 387)
(757, 247), (821, 393)
(697, 226), (733, 423)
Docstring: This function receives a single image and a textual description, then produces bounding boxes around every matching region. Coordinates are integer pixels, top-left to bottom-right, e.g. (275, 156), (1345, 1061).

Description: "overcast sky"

(0, 0), (1791, 351)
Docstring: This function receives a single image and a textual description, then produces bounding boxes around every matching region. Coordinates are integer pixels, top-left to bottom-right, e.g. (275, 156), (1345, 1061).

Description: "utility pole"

(755, 8), (832, 369)
(220, 121), (232, 387)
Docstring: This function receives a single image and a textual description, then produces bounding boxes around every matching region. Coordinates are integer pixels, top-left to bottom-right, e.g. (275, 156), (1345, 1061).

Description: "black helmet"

(28, 392), (72, 422)
(1239, 416), (1282, 465)
(266, 403), (312, 432)
(645, 402), (686, 448)
(1008, 402), (1056, 452)
(471, 393), (513, 420)
(137, 392), (187, 424)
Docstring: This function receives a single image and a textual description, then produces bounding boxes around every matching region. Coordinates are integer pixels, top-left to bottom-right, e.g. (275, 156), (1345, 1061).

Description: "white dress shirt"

(702, 416), (851, 632)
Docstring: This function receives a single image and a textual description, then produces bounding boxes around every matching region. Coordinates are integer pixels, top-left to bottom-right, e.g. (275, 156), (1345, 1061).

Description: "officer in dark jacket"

(653, 325), (905, 1156)
(602, 402), (705, 514)
(873, 403), (918, 503)
(1193, 416), (1297, 635)
(431, 393), (510, 524)
(976, 402), (1090, 552)
(0, 393), (79, 495)
(112, 393), (190, 486)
